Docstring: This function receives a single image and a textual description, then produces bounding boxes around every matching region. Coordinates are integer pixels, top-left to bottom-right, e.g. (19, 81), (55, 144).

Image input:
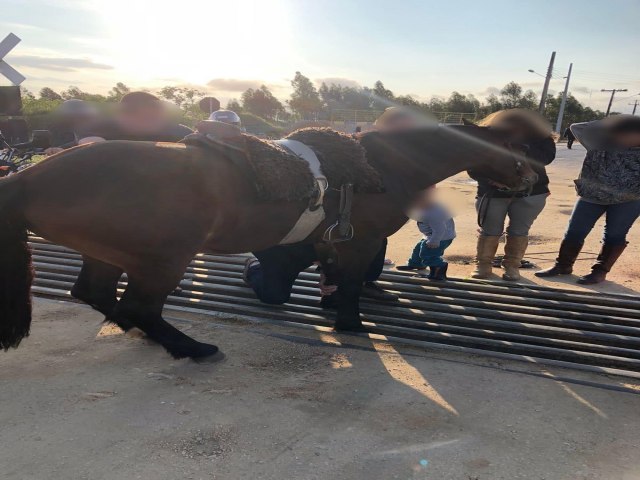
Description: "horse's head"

(448, 123), (538, 192)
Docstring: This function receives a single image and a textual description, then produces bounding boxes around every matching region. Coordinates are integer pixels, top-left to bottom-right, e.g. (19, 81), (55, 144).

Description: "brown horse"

(0, 125), (536, 360)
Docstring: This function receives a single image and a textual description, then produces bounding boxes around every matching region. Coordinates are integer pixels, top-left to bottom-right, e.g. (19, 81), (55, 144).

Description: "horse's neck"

(365, 132), (476, 207)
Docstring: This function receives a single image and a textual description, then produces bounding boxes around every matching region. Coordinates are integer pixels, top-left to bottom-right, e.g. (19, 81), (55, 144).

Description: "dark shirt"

(79, 119), (193, 142)
(564, 127), (575, 141)
(475, 136), (556, 198)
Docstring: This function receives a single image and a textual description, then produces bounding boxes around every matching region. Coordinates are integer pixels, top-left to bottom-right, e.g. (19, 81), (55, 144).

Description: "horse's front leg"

(330, 239), (384, 332)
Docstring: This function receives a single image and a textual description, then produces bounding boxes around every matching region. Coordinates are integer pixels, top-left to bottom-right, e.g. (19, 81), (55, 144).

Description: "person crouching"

(397, 187), (456, 280)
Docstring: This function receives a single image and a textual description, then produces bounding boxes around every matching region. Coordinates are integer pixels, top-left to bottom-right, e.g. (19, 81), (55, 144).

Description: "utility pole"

(538, 51), (556, 114)
(555, 62), (572, 133)
(602, 88), (627, 116)
(629, 100), (639, 115)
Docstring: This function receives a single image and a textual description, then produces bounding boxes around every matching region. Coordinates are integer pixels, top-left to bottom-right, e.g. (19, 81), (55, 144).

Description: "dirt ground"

(1, 299), (640, 480)
(386, 143), (640, 295)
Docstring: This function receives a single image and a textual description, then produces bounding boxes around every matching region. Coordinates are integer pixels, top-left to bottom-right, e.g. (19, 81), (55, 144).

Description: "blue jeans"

(247, 240), (388, 305)
(407, 239), (453, 268)
(564, 198), (640, 246)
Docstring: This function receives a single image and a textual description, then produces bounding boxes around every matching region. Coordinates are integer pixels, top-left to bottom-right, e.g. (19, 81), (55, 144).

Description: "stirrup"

(323, 183), (354, 243)
(323, 222), (354, 243)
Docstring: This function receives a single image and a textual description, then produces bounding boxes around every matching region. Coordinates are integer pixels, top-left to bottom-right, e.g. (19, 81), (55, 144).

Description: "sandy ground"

(1, 299), (640, 480)
(387, 143), (640, 295)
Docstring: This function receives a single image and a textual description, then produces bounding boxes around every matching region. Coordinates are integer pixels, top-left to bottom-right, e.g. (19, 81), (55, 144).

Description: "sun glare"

(97, 0), (293, 86)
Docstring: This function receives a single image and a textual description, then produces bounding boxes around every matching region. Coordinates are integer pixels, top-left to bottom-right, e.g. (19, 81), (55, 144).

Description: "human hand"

(425, 241), (440, 249)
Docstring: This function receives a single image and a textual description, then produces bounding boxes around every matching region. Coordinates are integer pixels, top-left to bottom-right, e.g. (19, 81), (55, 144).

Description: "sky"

(1, 0), (639, 113)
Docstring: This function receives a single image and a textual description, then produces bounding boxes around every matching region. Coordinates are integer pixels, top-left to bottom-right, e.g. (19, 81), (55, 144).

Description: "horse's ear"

(462, 118), (478, 127)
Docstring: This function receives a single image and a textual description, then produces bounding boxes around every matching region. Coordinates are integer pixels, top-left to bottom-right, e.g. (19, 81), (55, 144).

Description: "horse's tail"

(0, 176), (33, 350)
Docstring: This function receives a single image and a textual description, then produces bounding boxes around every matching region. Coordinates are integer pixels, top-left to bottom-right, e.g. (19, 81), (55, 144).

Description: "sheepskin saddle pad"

(183, 127), (384, 202)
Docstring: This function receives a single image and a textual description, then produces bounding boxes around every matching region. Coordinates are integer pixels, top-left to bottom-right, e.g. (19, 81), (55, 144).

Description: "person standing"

(78, 91), (192, 144)
(564, 126), (576, 149)
(470, 109), (556, 281)
(397, 186), (456, 280)
(43, 99), (99, 155)
(535, 115), (640, 284)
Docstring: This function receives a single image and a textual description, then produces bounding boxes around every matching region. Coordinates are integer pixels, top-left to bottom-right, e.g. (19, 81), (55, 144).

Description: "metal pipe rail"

(28, 237), (640, 377)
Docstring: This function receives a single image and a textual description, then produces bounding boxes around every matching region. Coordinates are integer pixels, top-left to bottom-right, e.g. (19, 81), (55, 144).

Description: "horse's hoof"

(193, 350), (226, 364)
(334, 323), (368, 333)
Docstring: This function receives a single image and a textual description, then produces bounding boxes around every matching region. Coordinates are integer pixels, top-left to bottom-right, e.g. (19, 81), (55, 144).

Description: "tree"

(39, 87), (62, 101)
(319, 82), (372, 112)
(60, 85), (106, 102)
(544, 92), (605, 131)
(108, 82), (131, 102)
(288, 71), (322, 119)
(227, 99), (242, 111)
(498, 81), (538, 110)
(241, 85), (284, 119)
(158, 86), (204, 109)
(371, 80), (394, 110)
(444, 92), (480, 113)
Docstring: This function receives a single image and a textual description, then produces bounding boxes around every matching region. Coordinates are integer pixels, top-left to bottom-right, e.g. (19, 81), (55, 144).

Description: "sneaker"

(242, 257), (260, 287)
(361, 281), (399, 302)
(396, 265), (427, 272)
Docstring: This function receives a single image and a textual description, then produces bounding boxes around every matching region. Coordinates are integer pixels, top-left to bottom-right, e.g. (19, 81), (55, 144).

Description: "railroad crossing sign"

(0, 33), (26, 85)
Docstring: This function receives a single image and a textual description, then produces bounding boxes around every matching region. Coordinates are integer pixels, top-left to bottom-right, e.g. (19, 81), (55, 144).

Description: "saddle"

(183, 125), (374, 244)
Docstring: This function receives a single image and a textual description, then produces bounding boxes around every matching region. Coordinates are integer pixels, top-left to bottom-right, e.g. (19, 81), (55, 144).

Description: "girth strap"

(275, 139), (328, 245)
(275, 139), (328, 207)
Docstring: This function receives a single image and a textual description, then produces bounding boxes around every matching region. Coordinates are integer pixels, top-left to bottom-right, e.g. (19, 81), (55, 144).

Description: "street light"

(528, 69), (546, 78)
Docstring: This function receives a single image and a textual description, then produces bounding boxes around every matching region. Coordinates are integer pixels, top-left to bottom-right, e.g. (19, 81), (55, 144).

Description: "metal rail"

(28, 237), (640, 378)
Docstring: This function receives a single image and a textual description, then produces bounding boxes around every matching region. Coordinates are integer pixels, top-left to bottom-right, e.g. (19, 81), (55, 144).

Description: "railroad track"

(28, 236), (640, 378)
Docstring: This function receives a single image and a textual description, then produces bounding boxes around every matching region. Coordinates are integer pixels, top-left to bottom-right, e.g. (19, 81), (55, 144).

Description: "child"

(397, 187), (456, 280)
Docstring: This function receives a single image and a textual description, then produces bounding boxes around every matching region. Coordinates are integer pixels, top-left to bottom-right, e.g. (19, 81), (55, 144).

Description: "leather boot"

(471, 236), (500, 279)
(502, 236), (528, 281)
(535, 240), (584, 277)
(577, 243), (627, 285)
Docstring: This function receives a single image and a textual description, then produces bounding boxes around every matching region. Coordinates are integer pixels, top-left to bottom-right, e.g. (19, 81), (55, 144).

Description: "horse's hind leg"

(71, 256), (123, 316)
(108, 273), (220, 360)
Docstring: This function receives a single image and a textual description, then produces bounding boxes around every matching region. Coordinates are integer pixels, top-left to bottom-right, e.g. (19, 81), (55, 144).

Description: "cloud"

(572, 85), (591, 94)
(7, 55), (113, 72)
(315, 77), (361, 88)
(206, 78), (262, 92)
(479, 86), (500, 96)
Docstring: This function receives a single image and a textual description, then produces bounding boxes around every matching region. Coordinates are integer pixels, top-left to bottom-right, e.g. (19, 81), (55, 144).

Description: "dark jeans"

(247, 239), (387, 305)
(564, 198), (640, 246)
(407, 239), (453, 268)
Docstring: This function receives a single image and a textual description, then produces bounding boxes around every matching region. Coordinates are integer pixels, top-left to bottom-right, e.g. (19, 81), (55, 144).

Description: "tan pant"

(476, 193), (547, 237)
